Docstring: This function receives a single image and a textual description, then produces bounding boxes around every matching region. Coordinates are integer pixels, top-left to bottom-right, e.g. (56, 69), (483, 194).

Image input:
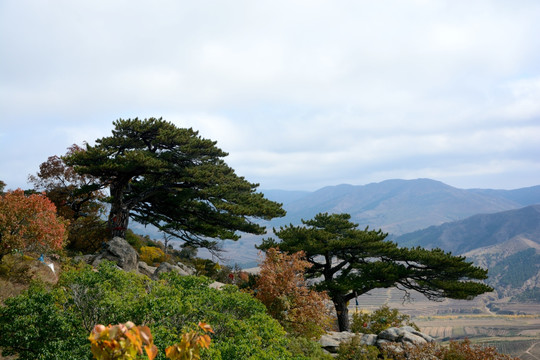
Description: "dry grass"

(0, 253), (59, 303)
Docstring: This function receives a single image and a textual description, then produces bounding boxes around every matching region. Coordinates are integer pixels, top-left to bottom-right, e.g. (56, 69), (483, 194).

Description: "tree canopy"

(259, 212), (493, 331)
(29, 144), (105, 221)
(29, 145), (108, 253)
(0, 189), (67, 260)
(64, 118), (285, 251)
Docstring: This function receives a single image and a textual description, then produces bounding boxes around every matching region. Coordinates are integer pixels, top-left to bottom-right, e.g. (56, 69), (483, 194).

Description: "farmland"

(352, 288), (540, 359)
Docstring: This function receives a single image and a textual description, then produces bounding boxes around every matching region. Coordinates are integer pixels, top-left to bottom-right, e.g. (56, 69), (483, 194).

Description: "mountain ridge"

(394, 204), (540, 254)
(262, 178), (540, 235)
(393, 204), (540, 299)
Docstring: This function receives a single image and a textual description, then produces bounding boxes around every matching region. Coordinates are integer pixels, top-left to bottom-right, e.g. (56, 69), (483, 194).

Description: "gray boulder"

(378, 327), (405, 342)
(402, 331), (428, 346)
(402, 326), (434, 343)
(152, 262), (190, 280)
(138, 261), (157, 277)
(92, 237), (139, 272)
(358, 334), (378, 346)
(72, 254), (95, 264)
(378, 326), (431, 346)
(320, 327), (433, 355)
(319, 331), (356, 353)
(176, 262), (195, 275)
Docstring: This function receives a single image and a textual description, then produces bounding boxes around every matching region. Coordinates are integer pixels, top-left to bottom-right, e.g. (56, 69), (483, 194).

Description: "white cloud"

(1, 0), (540, 191)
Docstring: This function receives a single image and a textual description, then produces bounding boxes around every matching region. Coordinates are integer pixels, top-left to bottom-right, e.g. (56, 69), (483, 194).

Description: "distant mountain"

(263, 179), (531, 235)
(468, 185), (540, 207)
(394, 205), (540, 300)
(258, 189), (311, 206)
(394, 204), (540, 254)
(130, 178), (540, 268)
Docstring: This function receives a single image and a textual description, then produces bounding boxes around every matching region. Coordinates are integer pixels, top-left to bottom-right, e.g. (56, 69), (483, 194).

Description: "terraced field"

(352, 288), (540, 359)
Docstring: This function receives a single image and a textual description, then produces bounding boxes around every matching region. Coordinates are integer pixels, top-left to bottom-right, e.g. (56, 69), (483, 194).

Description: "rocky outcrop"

(91, 237), (139, 272)
(71, 238), (199, 281)
(176, 262), (195, 276)
(319, 326), (434, 355)
(319, 331), (377, 353)
(151, 262), (191, 280)
(138, 261), (157, 277)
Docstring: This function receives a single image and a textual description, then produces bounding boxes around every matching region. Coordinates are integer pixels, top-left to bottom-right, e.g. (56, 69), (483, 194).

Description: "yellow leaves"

(165, 322), (214, 360)
(89, 322), (157, 360)
(140, 246), (167, 266)
(198, 322), (214, 334)
(89, 322), (212, 360)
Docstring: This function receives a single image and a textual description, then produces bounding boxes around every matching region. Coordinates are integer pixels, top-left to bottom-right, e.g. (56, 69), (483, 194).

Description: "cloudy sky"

(1, 1), (540, 192)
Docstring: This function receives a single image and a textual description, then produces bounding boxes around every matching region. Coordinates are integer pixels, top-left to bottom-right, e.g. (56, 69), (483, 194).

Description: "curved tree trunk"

(333, 296), (350, 332)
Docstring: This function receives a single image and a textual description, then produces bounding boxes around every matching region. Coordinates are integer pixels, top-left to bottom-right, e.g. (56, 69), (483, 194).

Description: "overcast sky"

(1, 1), (540, 192)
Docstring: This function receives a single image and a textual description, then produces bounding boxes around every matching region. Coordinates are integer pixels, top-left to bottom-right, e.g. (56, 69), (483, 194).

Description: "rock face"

(176, 262), (195, 276)
(91, 237), (139, 272)
(320, 327), (434, 355)
(152, 262), (191, 280)
(72, 238), (198, 281)
(138, 261), (157, 277)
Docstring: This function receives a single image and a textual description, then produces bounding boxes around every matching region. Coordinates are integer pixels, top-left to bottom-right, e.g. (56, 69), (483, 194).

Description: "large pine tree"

(259, 212), (493, 331)
(64, 117), (285, 251)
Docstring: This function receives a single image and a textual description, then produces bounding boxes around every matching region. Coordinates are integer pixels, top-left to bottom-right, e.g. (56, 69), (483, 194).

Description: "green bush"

(0, 282), (88, 359)
(351, 304), (419, 335)
(336, 335), (380, 360)
(287, 336), (334, 359)
(0, 261), (315, 360)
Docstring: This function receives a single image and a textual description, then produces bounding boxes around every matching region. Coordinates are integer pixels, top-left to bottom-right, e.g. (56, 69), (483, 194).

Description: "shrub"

(382, 339), (519, 360)
(286, 336), (333, 359)
(0, 261), (300, 360)
(351, 304), (419, 335)
(0, 189), (67, 261)
(255, 248), (333, 339)
(336, 335), (380, 360)
(89, 322), (158, 360)
(0, 282), (88, 359)
(140, 246), (167, 265)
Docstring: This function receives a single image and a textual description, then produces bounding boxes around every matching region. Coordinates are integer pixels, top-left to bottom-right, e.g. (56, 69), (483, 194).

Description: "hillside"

(263, 179), (532, 235)
(394, 205), (540, 300)
(468, 185), (540, 207)
(394, 205), (540, 254)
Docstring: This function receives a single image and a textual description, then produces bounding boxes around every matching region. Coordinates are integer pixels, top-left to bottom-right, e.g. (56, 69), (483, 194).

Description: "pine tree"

(64, 118), (285, 251)
(259, 212), (493, 331)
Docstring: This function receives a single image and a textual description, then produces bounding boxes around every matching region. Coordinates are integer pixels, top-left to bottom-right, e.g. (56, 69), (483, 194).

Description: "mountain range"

(393, 204), (540, 300)
(263, 178), (540, 235)
(212, 179), (540, 266)
(133, 178), (540, 299)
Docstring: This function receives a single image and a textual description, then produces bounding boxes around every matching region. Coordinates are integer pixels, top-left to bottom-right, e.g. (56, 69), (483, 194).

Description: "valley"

(353, 288), (540, 359)
(133, 178), (540, 358)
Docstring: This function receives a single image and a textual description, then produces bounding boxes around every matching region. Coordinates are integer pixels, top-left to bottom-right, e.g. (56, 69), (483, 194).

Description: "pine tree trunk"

(108, 183), (130, 239)
(334, 296), (350, 332)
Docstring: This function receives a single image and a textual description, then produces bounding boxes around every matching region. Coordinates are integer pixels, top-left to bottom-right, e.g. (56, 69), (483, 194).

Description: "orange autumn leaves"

(165, 322), (214, 360)
(255, 248), (332, 339)
(89, 322), (213, 360)
(0, 189), (67, 259)
(89, 322), (158, 360)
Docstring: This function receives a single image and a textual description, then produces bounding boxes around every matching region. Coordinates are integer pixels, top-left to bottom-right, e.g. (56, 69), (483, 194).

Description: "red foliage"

(255, 248), (332, 338)
(0, 189), (67, 259)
